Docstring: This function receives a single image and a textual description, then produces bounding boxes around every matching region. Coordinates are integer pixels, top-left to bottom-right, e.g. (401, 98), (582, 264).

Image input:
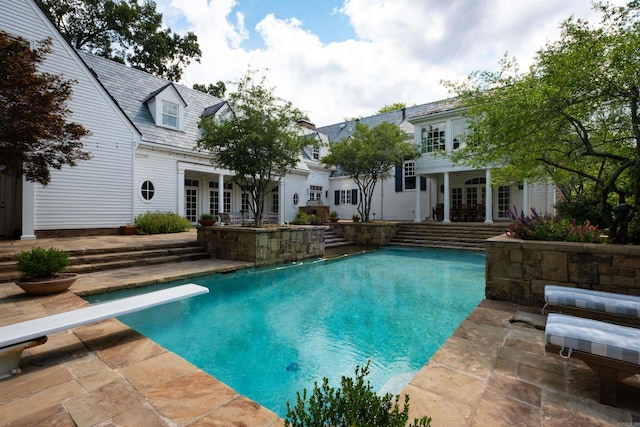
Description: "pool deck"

(1, 232), (639, 426)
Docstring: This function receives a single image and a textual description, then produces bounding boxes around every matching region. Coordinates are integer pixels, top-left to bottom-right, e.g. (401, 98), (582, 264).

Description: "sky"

(155, 0), (625, 126)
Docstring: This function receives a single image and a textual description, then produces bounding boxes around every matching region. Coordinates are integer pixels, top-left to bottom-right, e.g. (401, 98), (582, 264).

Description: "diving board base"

(545, 343), (640, 406)
(0, 337), (47, 379)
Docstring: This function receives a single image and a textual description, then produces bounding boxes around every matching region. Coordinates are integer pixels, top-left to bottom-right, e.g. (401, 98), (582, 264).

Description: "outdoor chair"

(545, 313), (640, 406)
(542, 285), (640, 327)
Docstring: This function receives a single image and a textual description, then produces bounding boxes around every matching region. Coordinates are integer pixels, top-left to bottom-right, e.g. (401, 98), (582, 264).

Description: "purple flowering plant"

(506, 207), (601, 243)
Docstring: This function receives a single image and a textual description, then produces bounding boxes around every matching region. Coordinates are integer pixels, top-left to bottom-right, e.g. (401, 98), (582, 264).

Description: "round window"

(141, 180), (155, 201)
(293, 193), (299, 206)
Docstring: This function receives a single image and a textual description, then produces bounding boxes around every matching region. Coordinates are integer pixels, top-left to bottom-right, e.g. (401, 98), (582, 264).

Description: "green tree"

(444, 2), (640, 243)
(0, 33), (90, 185)
(197, 71), (307, 227)
(37, 0), (201, 81)
(322, 122), (419, 222)
(193, 81), (226, 98)
(378, 102), (406, 114)
(285, 361), (431, 427)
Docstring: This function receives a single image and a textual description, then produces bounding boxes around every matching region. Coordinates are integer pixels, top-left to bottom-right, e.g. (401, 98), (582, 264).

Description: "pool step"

(0, 241), (210, 283)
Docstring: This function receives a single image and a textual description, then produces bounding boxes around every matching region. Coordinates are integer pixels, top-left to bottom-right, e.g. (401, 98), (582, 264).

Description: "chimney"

(297, 119), (316, 129)
(401, 107), (406, 121)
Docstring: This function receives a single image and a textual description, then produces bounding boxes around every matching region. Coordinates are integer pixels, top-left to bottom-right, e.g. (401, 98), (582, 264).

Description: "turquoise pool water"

(86, 247), (485, 417)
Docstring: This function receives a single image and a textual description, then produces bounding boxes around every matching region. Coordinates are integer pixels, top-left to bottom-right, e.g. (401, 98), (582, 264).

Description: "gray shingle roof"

(315, 98), (460, 143)
(77, 51), (223, 150)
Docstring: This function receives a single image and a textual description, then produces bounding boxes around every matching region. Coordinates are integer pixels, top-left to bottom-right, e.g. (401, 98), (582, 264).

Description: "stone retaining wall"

(485, 234), (640, 306)
(197, 226), (324, 267)
(330, 222), (400, 246)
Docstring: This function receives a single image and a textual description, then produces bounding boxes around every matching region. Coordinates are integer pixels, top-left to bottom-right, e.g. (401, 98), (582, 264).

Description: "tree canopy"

(193, 81), (226, 98)
(322, 121), (419, 222)
(37, 0), (201, 81)
(378, 102), (407, 114)
(197, 71), (308, 227)
(444, 1), (640, 243)
(0, 33), (90, 185)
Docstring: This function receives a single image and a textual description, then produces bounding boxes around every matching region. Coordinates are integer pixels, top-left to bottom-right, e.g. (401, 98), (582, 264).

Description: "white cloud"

(160, 0), (626, 126)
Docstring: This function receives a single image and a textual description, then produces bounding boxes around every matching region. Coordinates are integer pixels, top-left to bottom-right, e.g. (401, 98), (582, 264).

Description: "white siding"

(134, 149), (180, 215)
(2, 0), (139, 230)
(282, 173), (308, 223)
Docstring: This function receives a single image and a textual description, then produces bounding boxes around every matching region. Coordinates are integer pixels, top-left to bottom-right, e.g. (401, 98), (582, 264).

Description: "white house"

(314, 102), (556, 223)
(1, 0), (554, 240)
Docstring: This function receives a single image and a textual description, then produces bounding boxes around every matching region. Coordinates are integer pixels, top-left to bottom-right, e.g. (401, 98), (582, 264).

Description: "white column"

(177, 167), (185, 218)
(523, 179), (530, 215)
(443, 172), (451, 223)
(218, 174), (224, 214)
(414, 176), (421, 222)
(279, 180), (285, 224)
(484, 169), (493, 224)
(20, 178), (36, 240)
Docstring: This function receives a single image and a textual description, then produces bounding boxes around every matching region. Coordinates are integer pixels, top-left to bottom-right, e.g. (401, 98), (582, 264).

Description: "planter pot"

(329, 218), (339, 223)
(16, 273), (78, 296)
(198, 219), (217, 227)
(120, 225), (136, 235)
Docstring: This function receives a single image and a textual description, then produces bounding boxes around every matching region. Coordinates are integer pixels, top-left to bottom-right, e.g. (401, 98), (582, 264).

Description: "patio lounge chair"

(542, 285), (640, 326)
(545, 313), (640, 406)
(0, 283), (208, 379)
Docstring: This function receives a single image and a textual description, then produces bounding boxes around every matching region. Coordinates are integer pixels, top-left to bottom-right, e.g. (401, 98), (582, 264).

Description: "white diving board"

(0, 283), (208, 379)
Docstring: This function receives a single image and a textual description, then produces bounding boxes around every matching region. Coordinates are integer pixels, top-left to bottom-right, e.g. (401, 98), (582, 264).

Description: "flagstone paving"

(1, 233), (639, 426)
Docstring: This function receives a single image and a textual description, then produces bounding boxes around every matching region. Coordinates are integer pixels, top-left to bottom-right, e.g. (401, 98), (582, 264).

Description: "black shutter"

(351, 189), (358, 205)
(420, 176), (427, 191)
(334, 190), (340, 205)
(395, 164), (403, 192)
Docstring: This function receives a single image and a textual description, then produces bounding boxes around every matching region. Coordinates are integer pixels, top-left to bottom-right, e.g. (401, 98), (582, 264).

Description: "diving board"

(0, 283), (208, 379)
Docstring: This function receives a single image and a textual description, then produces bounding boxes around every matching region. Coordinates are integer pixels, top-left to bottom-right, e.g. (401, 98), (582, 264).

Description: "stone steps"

(323, 226), (351, 248)
(390, 222), (507, 251)
(0, 241), (209, 283)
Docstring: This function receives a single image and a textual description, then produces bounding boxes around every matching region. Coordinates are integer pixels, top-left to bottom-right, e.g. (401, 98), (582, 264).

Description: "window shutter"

(420, 177), (427, 191)
(351, 189), (358, 205)
(334, 190), (340, 205)
(395, 164), (403, 192)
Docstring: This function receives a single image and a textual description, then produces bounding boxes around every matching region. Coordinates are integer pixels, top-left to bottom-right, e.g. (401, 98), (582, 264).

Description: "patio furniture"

(545, 313), (640, 406)
(542, 285), (640, 327)
(433, 204), (444, 221)
(0, 284), (208, 379)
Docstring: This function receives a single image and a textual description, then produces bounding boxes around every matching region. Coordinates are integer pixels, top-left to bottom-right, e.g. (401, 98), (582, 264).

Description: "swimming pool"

(86, 247), (485, 417)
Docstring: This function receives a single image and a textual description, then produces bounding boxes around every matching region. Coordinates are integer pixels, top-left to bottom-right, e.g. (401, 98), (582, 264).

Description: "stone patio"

(1, 233), (639, 425)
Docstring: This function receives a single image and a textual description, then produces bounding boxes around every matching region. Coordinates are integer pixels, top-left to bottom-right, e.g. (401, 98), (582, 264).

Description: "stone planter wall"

(197, 226), (324, 267)
(330, 222), (400, 246)
(485, 234), (640, 306)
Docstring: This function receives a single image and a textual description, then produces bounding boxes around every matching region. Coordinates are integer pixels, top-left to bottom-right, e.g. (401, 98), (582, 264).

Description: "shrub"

(330, 211), (339, 219)
(291, 211), (313, 225)
(285, 361), (431, 427)
(17, 247), (70, 279)
(199, 212), (216, 220)
(556, 197), (609, 228)
(506, 208), (601, 243)
(134, 211), (192, 234)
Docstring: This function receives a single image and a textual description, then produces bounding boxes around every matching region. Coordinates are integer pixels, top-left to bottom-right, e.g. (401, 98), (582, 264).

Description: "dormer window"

(143, 83), (187, 131)
(162, 102), (179, 128)
(312, 145), (320, 160)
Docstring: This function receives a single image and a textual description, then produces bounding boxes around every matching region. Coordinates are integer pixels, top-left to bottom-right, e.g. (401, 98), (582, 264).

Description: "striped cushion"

(544, 285), (640, 318)
(545, 313), (640, 365)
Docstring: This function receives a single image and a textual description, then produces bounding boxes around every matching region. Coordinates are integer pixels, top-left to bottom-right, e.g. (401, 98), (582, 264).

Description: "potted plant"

(198, 213), (217, 227)
(15, 247), (78, 295)
(119, 224), (136, 235)
(329, 211), (339, 222)
(352, 214), (361, 222)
